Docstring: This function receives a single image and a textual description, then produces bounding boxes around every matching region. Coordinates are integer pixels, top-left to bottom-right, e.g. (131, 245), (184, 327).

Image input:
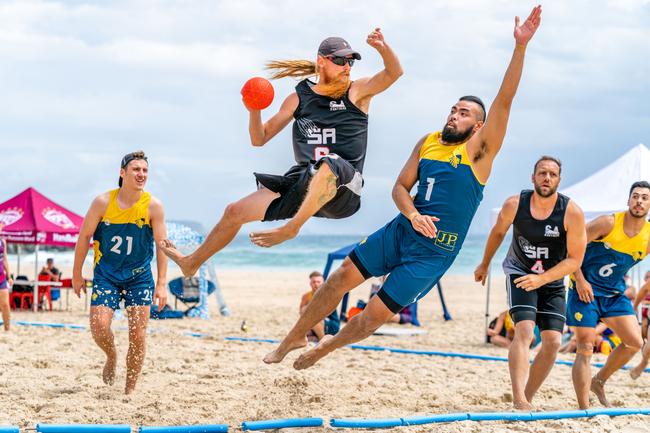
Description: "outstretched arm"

(351, 28), (403, 102)
(514, 201), (586, 291)
(469, 5), (542, 182)
(392, 135), (439, 239)
(474, 196), (518, 285)
(248, 93), (298, 146)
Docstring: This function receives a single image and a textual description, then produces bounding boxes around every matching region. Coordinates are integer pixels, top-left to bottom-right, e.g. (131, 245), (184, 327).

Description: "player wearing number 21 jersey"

(568, 181), (650, 409)
(474, 156), (585, 410)
(72, 151), (168, 394)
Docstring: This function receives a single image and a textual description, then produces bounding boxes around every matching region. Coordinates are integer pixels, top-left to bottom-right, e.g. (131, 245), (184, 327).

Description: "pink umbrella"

(0, 187), (84, 311)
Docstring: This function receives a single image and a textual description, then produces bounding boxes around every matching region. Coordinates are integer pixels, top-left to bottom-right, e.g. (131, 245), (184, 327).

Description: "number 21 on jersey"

(110, 235), (133, 255)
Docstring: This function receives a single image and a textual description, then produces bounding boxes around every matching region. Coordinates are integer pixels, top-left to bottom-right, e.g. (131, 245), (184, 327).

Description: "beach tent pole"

(33, 244), (39, 312)
(16, 244), (21, 275)
(485, 266), (491, 343)
(436, 282), (452, 320)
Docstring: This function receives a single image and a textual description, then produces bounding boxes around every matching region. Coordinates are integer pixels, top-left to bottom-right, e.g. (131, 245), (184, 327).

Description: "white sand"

(0, 270), (649, 432)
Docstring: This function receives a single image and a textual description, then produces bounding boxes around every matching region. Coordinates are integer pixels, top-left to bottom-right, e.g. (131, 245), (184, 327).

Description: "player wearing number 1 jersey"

(568, 181), (650, 409)
(474, 156), (586, 410)
(263, 6), (544, 370)
(72, 151), (168, 394)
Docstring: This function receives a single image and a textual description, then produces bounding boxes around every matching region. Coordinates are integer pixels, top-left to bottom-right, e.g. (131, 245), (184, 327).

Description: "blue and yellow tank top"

(397, 131), (485, 255)
(93, 189), (154, 283)
(575, 212), (650, 297)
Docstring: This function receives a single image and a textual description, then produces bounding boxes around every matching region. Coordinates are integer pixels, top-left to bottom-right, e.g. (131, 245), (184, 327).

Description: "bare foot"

(263, 336), (308, 364)
(293, 335), (333, 370)
(102, 356), (116, 386)
(250, 225), (299, 248)
(159, 240), (197, 277)
(630, 367), (643, 380)
(590, 376), (611, 407)
(513, 401), (533, 411)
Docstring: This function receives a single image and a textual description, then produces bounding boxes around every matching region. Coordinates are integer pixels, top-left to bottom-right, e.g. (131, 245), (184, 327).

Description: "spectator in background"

(487, 310), (515, 348)
(0, 232), (12, 331)
(301, 271), (338, 341)
(40, 258), (61, 282)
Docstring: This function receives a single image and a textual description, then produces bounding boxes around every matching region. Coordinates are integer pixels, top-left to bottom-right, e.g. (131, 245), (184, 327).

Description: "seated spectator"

(40, 258), (61, 282)
(559, 322), (618, 354)
(301, 271), (337, 342)
(487, 310), (515, 348)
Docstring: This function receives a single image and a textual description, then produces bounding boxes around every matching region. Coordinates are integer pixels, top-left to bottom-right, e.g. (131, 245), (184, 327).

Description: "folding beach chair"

(168, 276), (216, 315)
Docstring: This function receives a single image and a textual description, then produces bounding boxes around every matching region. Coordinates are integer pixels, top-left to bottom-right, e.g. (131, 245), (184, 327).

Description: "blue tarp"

(323, 244), (452, 322)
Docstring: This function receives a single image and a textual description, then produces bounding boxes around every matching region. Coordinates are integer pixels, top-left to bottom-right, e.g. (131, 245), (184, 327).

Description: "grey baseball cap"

(318, 37), (361, 60)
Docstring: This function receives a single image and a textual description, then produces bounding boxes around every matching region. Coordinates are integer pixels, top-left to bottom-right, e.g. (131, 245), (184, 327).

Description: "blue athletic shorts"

(566, 281), (635, 328)
(91, 274), (155, 310)
(349, 217), (456, 313)
(0, 279), (7, 290)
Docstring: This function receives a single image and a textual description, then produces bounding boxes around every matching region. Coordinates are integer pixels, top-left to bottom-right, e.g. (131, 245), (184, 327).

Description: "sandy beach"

(1, 269), (649, 432)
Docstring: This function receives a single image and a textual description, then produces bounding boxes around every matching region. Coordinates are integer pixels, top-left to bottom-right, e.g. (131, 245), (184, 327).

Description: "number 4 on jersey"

(531, 260), (545, 274)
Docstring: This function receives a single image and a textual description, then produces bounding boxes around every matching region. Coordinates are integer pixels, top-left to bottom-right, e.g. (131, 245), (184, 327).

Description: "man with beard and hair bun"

(475, 156), (586, 410)
(160, 29), (403, 277)
(567, 181), (650, 409)
(264, 5), (543, 370)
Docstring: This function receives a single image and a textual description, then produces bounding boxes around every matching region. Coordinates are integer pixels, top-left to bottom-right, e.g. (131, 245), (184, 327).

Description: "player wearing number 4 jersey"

(72, 151), (168, 395)
(568, 181), (650, 409)
(160, 29), (403, 278)
(264, 6), (543, 370)
(475, 156), (586, 411)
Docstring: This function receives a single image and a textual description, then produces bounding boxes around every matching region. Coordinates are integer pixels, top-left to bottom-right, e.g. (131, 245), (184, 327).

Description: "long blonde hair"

(265, 60), (318, 80)
(265, 59), (350, 99)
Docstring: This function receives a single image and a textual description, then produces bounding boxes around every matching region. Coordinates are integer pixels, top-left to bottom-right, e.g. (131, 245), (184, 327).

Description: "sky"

(0, 0), (648, 236)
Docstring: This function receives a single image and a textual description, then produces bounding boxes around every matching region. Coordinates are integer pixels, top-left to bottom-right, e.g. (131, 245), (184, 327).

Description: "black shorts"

(507, 274), (566, 332)
(254, 154), (363, 222)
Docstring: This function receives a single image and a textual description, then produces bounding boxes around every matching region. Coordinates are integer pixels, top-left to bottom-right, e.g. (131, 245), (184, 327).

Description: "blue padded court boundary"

(5, 322), (649, 373)
(139, 425), (228, 433)
(241, 418), (322, 431)
(331, 408), (650, 428)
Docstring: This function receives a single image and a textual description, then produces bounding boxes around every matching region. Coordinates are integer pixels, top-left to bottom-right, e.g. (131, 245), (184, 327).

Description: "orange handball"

(241, 77), (274, 110)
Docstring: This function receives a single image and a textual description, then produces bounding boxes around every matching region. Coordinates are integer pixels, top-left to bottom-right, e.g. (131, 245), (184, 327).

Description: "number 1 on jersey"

(425, 177), (436, 201)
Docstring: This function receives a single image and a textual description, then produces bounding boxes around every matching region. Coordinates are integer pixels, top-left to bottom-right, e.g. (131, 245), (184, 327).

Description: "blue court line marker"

(139, 424), (228, 433)
(223, 336), (650, 373)
(5, 321), (648, 374)
(241, 417), (322, 431)
(37, 424), (132, 433)
(330, 408), (650, 428)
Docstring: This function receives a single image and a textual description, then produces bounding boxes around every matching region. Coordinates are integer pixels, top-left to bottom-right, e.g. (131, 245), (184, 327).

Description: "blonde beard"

(314, 76), (351, 100)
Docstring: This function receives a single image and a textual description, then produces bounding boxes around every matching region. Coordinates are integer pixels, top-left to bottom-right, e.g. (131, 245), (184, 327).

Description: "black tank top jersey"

(292, 79), (369, 172)
(502, 190), (570, 287)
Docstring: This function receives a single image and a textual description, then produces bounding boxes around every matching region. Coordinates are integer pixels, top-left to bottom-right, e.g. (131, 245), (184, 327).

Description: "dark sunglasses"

(325, 55), (355, 67)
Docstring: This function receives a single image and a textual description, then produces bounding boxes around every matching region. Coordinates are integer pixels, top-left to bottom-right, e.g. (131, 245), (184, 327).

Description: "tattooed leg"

(250, 163), (338, 248)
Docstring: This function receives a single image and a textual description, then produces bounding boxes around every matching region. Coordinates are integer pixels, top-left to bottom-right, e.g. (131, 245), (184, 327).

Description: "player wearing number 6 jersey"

(72, 151), (168, 394)
(474, 156), (586, 411)
(568, 181), (650, 409)
(264, 6), (543, 370)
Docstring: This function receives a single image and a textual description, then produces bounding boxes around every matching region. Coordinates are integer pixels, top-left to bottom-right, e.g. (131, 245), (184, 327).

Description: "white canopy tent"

(485, 143), (650, 339)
